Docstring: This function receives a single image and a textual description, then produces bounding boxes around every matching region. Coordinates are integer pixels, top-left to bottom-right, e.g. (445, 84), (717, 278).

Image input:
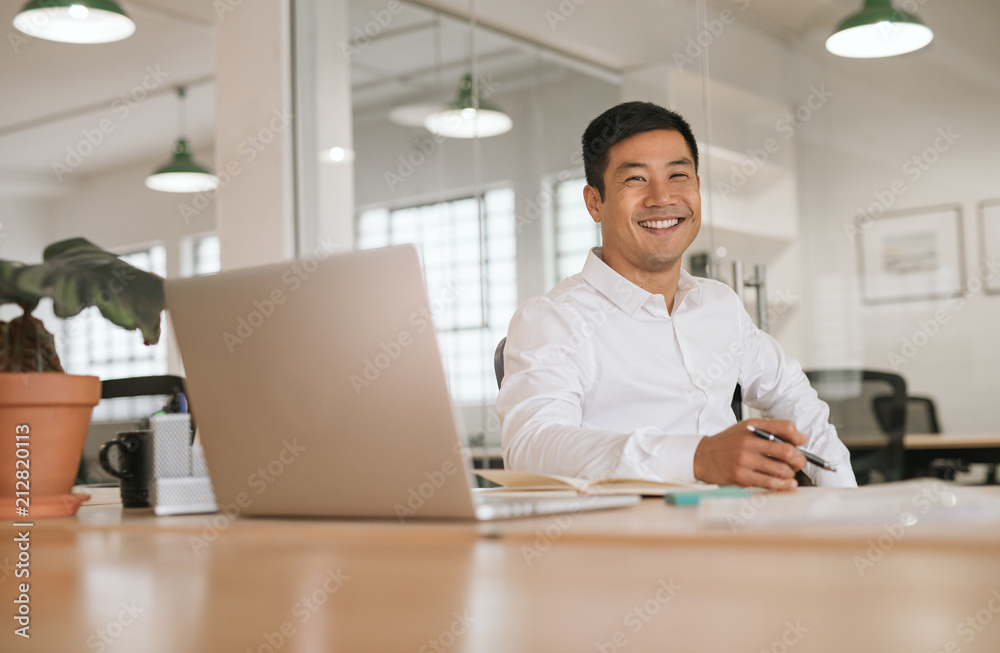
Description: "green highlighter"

(664, 486), (752, 506)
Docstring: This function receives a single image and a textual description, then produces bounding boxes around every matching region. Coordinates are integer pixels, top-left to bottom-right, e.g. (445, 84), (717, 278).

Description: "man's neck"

(599, 251), (683, 314)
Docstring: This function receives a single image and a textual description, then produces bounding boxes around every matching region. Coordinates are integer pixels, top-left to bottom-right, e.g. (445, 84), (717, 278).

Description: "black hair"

(581, 101), (699, 201)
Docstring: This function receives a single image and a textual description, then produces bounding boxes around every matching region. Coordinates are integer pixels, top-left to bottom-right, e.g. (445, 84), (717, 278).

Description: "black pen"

(746, 425), (838, 472)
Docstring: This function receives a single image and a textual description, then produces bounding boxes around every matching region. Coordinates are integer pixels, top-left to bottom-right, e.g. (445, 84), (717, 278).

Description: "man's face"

(584, 129), (701, 287)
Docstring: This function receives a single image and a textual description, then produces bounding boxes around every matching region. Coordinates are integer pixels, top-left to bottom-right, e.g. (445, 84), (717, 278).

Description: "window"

(60, 245), (168, 383)
(356, 188), (516, 404)
(553, 176), (600, 281)
(190, 234), (221, 276)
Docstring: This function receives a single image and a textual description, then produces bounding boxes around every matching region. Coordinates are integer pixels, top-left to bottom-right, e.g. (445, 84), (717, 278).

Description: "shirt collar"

(581, 247), (704, 316)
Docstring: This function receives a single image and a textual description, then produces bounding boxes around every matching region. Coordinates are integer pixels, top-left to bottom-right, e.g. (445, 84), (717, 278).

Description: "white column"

(293, 0), (355, 257)
(214, 0), (296, 270)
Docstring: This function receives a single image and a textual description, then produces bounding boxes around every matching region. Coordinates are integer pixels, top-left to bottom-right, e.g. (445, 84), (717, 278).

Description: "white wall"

(47, 152), (217, 275)
(0, 197), (54, 322)
(787, 23), (1000, 434)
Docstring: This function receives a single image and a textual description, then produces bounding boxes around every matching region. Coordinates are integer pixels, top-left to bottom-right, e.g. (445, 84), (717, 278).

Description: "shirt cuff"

(615, 430), (706, 485)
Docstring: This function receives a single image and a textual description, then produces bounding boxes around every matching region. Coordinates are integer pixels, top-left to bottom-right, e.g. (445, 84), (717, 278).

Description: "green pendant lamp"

(12, 0), (135, 44)
(424, 74), (513, 139)
(826, 0), (933, 58)
(145, 88), (219, 194)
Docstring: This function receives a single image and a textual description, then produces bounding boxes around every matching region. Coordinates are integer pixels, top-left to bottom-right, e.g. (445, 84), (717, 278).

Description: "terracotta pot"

(0, 373), (101, 518)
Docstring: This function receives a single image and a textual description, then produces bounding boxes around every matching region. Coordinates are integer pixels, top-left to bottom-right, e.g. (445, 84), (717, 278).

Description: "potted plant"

(0, 238), (165, 517)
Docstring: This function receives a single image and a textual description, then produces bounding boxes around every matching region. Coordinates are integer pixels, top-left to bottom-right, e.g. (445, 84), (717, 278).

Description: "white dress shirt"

(497, 248), (857, 487)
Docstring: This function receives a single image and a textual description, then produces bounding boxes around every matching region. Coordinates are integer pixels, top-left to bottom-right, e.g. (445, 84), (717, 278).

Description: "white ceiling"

(0, 0), (215, 196)
(2, 0), (999, 198)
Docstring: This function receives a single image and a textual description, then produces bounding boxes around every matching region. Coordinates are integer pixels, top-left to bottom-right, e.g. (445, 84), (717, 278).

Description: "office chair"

(495, 337), (744, 421)
(887, 395), (995, 483)
(804, 369), (906, 484)
(874, 395), (940, 435)
(494, 337), (506, 390)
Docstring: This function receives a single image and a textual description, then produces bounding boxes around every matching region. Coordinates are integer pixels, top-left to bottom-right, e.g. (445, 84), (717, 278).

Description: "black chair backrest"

(875, 395), (941, 434)
(905, 396), (941, 434)
(805, 369), (907, 437)
(804, 369), (907, 483)
(731, 384), (742, 421)
(494, 338), (506, 389)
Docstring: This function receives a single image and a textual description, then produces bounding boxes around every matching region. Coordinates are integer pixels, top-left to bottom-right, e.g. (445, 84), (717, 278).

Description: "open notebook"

(476, 470), (715, 496)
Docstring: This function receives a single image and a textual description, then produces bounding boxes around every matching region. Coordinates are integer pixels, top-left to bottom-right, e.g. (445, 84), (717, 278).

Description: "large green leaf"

(0, 259), (41, 312)
(2, 238), (165, 345)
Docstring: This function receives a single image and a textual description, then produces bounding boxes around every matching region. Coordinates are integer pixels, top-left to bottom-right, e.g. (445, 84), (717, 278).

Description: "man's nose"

(644, 177), (675, 207)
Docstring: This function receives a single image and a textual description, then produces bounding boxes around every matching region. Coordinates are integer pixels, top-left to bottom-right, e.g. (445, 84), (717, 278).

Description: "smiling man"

(497, 101), (856, 489)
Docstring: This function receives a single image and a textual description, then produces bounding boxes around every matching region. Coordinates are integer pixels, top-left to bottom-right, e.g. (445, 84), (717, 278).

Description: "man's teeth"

(639, 218), (680, 229)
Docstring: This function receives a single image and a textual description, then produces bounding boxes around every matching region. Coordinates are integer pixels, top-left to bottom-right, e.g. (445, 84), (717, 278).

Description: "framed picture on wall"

(857, 204), (965, 304)
(979, 199), (1000, 295)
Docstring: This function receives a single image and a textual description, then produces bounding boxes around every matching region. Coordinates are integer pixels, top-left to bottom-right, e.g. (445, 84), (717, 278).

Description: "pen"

(746, 425), (838, 472)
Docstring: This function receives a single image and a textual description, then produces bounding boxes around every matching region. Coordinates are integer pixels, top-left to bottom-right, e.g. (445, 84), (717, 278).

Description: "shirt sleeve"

(735, 300), (858, 488)
(496, 298), (705, 484)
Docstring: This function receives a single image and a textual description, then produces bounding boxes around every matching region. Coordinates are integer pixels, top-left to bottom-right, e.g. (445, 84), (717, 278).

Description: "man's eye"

(626, 176), (645, 182)
(671, 173), (689, 179)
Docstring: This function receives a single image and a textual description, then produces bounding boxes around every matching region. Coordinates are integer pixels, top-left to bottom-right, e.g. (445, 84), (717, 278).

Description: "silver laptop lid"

(165, 245), (478, 519)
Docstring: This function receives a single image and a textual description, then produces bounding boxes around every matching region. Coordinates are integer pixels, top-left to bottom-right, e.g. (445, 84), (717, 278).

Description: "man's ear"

(583, 185), (603, 224)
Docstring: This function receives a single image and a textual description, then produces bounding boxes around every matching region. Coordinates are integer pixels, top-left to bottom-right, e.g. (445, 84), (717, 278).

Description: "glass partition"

(295, 0), (1000, 458)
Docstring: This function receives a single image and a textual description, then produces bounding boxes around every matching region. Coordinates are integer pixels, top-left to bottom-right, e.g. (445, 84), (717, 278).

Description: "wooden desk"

(4, 487), (1000, 652)
(845, 433), (1000, 480)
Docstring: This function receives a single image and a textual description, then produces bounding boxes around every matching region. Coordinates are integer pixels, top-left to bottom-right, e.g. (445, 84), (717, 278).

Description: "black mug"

(99, 431), (152, 508)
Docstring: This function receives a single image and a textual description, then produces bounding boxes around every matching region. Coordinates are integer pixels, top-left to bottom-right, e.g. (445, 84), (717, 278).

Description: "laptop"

(165, 244), (639, 520)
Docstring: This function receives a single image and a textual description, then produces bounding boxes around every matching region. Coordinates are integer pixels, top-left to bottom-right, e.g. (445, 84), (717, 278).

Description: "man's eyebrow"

(613, 158), (694, 175)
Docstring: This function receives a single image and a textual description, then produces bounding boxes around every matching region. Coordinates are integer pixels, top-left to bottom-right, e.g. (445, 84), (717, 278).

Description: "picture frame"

(857, 204), (965, 304)
(979, 199), (1000, 295)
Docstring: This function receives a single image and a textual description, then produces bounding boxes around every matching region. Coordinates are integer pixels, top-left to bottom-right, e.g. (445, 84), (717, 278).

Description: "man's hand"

(692, 419), (808, 491)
